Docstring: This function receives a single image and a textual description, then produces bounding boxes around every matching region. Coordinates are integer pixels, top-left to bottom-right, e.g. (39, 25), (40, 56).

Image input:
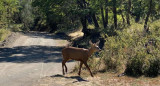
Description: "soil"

(33, 72), (160, 86)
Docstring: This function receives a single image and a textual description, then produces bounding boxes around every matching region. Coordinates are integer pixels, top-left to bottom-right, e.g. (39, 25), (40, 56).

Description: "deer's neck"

(88, 47), (95, 57)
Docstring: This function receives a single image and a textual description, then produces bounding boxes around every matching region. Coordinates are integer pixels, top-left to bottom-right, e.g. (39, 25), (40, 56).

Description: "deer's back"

(62, 47), (89, 61)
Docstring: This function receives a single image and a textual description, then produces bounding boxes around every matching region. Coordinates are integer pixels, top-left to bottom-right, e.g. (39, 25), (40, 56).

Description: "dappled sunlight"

(68, 30), (84, 40)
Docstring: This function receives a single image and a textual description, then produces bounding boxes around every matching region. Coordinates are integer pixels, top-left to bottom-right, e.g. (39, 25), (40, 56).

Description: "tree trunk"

(121, 12), (125, 24)
(101, 6), (106, 28)
(105, 0), (108, 27)
(92, 13), (99, 28)
(126, 0), (131, 25)
(81, 16), (88, 36)
(144, 0), (152, 32)
(113, 0), (117, 29)
(77, 0), (88, 36)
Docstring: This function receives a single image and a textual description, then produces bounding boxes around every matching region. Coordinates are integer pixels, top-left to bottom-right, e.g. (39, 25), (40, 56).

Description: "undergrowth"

(71, 20), (160, 77)
(103, 20), (160, 77)
(0, 28), (11, 42)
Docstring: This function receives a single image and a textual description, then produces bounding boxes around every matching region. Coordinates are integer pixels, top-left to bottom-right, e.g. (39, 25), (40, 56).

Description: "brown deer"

(62, 41), (101, 77)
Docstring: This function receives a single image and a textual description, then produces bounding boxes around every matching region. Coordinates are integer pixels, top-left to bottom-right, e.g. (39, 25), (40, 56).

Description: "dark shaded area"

(0, 46), (64, 63)
(72, 30), (105, 49)
(55, 32), (71, 40)
(51, 74), (88, 83)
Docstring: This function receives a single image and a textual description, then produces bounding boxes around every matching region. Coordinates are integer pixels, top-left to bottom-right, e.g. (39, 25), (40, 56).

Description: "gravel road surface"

(0, 32), (75, 86)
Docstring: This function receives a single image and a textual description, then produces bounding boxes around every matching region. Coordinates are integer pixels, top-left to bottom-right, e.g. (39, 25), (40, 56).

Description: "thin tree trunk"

(92, 13), (99, 28)
(101, 6), (106, 28)
(113, 0), (117, 29)
(121, 12), (125, 24)
(81, 16), (88, 36)
(144, 0), (152, 32)
(126, 0), (131, 25)
(135, 1), (142, 22)
(77, 0), (88, 36)
(105, 0), (108, 27)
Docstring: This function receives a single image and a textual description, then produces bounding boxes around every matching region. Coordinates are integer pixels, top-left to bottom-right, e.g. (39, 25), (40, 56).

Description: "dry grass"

(33, 71), (160, 86)
(34, 57), (160, 86)
(64, 58), (160, 86)
(96, 73), (160, 86)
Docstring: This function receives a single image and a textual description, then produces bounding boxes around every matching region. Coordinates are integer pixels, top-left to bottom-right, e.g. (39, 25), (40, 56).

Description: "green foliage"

(9, 24), (23, 32)
(32, 0), (81, 32)
(0, 0), (19, 24)
(103, 21), (160, 76)
(0, 28), (11, 41)
(20, 0), (34, 31)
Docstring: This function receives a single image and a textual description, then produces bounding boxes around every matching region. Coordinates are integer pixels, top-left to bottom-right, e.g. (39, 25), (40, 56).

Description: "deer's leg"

(78, 61), (83, 76)
(84, 62), (93, 77)
(62, 60), (66, 75)
(64, 64), (67, 73)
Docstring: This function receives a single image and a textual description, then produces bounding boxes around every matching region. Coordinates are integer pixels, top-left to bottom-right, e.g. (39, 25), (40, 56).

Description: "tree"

(105, 0), (108, 27)
(92, 12), (99, 28)
(126, 0), (131, 25)
(32, 0), (65, 32)
(0, 0), (19, 26)
(112, 0), (117, 29)
(20, 0), (34, 31)
(144, 0), (153, 32)
(101, 6), (106, 28)
(77, 0), (88, 36)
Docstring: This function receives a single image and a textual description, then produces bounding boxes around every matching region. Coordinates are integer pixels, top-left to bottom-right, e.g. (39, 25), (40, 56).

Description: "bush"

(0, 28), (11, 42)
(103, 36), (127, 72)
(144, 55), (160, 77)
(126, 51), (146, 76)
(103, 22), (160, 76)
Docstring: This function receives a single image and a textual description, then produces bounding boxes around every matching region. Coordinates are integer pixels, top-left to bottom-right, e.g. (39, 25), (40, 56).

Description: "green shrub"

(103, 22), (160, 76)
(143, 55), (160, 77)
(0, 28), (11, 41)
(10, 24), (22, 32)
(126, 51), (146, 76)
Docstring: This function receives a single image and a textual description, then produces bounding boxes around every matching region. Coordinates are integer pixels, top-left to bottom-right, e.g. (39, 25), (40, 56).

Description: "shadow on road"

(51, 74), (88, 83)
(0, 46), (65, 63)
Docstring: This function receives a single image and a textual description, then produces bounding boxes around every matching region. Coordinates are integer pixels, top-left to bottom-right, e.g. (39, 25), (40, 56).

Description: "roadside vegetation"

(0, 0), (160, 78)
(103, 21), (160, 77)
(0, 28), (10, 41)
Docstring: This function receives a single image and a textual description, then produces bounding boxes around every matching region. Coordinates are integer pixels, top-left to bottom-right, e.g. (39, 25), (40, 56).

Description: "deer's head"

(89, 41), (101, 52)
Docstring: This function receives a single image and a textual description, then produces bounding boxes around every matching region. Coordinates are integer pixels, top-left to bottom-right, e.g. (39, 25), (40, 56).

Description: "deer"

(61, 41), (101, 77)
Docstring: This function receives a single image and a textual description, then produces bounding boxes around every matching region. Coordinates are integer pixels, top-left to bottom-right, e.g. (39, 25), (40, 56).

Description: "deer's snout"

(97, 47), (101, 51)
(99, 48), (101, 51)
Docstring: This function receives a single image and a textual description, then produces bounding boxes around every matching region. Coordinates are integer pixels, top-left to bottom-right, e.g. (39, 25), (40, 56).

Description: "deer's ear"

(96, 40), (100, 45)
(89, 40), (93, 45)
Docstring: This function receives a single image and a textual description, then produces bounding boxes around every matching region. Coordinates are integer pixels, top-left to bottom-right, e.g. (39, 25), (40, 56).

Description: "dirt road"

(0, 32), (75, 86)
